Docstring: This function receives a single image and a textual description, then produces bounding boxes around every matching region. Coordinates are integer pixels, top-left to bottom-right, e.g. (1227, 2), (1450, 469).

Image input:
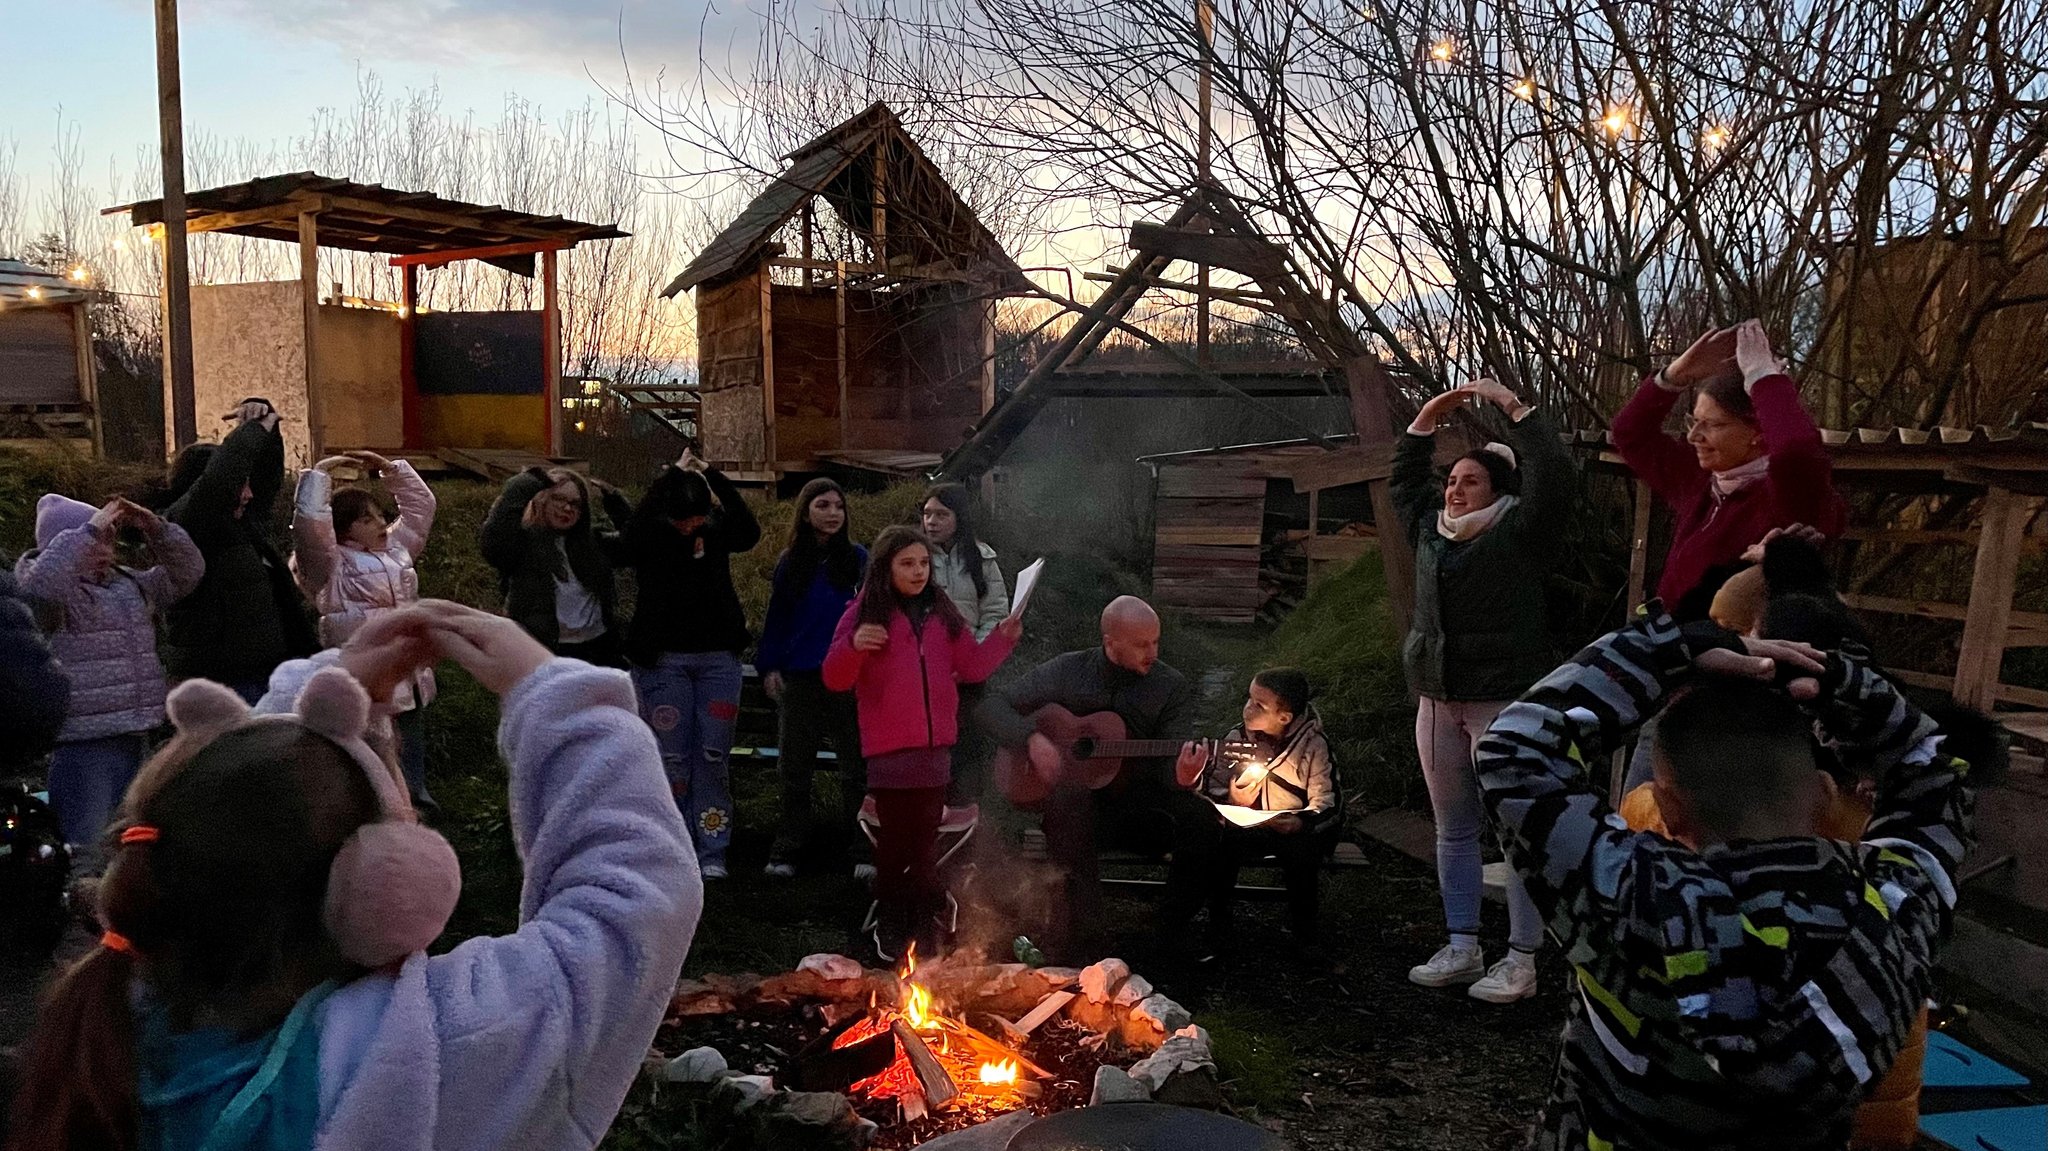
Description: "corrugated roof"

(0, 259), (86, 306)
(104, 173), (627, 270)
(662, 102), (1029, 297)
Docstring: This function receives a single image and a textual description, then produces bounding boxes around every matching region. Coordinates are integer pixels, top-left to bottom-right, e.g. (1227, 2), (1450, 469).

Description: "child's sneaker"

(852, 863), (877, 883)
(763, 861), (796, 879)
(1468, 950), (1538, 1003)
(1408, 942), (1486, 987)
(701, 863), (728, 881)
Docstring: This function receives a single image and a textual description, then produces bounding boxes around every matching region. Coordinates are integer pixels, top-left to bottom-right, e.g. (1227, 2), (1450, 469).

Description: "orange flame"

(978, 1060), (1020, 1086)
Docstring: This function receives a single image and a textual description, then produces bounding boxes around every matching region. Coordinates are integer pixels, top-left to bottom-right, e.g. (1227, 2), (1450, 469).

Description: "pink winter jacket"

(291, 460), (437, 707)
(822, 596), (1017, 759)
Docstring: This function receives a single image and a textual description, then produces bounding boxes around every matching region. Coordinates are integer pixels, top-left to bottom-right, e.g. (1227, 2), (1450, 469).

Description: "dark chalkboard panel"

(416, 311), (543, 396)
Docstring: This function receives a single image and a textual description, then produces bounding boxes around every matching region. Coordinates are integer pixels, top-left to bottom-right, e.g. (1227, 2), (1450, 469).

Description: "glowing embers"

(830, 945), (1043, 1122)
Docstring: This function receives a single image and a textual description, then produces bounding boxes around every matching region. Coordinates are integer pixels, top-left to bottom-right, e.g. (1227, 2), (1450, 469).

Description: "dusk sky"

(2, 0), (754, 210)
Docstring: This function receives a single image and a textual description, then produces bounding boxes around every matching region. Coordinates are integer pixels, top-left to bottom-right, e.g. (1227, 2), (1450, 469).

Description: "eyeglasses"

(1682, 415), (1745, 436)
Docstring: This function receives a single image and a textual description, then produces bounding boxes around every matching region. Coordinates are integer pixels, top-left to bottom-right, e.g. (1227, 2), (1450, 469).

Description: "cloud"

(204, 0), (779, 79)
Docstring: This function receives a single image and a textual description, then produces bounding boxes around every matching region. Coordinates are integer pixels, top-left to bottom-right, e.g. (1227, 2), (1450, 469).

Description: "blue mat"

(1925, 1032), (2033, 1090)
(1919, 1105), (2046, 1151)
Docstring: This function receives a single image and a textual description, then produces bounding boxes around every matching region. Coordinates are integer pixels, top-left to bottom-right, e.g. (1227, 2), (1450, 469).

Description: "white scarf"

(1437, 494), (1518, 542)
(1711, 455), (1771, 500)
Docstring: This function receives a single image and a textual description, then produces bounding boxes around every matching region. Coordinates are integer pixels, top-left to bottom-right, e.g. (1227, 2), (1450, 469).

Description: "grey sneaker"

(763, 861), (796, 879)
(852, 863), (877, 883)
(1468, 951), (1539, 1004)
(701, 863), (728, 881)
(1408, 943), (1486, 988)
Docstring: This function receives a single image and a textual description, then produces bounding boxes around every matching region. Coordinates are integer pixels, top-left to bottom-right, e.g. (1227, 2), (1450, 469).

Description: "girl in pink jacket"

(291, 449), (439, 813)
(824, 525), (1020, 960)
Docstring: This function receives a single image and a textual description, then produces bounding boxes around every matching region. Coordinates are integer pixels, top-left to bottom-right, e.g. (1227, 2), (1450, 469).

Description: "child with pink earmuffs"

(6, 601), (698, 1151)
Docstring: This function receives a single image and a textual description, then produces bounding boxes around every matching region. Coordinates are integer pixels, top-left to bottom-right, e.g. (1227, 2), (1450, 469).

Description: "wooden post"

(1627, 478), (1653, 611)
(542, 247), (562, 458)
(399, 264), (421, 449)
(1195, 0), (1213, 366)
(298, 210), (322, 463)
(870, 148), (888, 267)
(759, 268), (778, 473)
(801, 202), (816, 288)
(980, 300), (997, 415)
(836, 259), (849, 449)
(73, 302), (104, 459)
(1343, 356), (1415, 629)
(1954, 486), (2027, 711)
(154, 0), (196, 452)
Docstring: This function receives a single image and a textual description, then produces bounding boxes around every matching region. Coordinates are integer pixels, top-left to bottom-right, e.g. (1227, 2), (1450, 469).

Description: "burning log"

(890, 1019), (960, 1110)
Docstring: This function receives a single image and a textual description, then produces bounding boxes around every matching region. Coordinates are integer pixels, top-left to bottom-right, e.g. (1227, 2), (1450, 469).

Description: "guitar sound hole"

(1072, 738), (1095, 758)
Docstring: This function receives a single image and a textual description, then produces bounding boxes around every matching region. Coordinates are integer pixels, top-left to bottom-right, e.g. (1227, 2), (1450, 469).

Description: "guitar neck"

(1084, 739), (1196, 759)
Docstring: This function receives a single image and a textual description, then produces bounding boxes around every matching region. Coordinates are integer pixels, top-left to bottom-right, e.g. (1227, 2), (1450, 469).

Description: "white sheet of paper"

(1212, 801), (1287, 829)
(1010, 557), (1047, 617)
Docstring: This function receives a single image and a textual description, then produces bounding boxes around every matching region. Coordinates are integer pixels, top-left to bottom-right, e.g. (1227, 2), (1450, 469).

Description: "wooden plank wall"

(1151, 447), (1331, 623)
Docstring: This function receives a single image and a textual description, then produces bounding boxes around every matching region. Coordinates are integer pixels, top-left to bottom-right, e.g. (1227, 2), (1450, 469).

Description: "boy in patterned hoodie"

(1475, 606), (1972, 1151)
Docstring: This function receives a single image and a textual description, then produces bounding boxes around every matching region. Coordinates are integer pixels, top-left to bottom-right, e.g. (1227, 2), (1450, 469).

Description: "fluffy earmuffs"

(149, 668), (462, 967)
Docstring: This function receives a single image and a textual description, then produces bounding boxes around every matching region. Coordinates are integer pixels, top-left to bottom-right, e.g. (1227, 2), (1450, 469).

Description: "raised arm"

(1474, 609), (1700, 951)
(950, 615), (1020, 685)
(704, 467), (761, 554)
(290, 468), (341, 599)
(168, 418), (279, 546)
(13, 519), (102, 608)
(1748, 376), (1844, 532)
(132, 513), (205, 608)
(379, 459), (438, 559)
(1504, 406), (1575, 548)
(1610, 375), (1706, 506)
(479, 469), (551, 574)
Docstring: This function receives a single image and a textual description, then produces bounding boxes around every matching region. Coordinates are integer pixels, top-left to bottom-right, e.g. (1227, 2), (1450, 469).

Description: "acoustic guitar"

(993, 704), (1261, 806)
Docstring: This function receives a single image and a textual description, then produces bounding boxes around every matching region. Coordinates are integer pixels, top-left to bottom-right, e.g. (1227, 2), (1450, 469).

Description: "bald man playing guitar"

(978, 596), (1218, 961)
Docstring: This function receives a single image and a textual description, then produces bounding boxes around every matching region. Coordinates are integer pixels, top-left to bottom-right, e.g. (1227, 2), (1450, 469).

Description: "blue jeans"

(1415, 696), (1544, 954)
(395, 704), (435, 813)
(49, 733), (149, 861)
(633, 652), (742, 868)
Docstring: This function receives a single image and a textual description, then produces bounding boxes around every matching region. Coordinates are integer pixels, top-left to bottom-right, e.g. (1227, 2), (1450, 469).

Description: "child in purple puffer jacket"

(15, 493), (203, 862)
(824, 525), (1019, 961)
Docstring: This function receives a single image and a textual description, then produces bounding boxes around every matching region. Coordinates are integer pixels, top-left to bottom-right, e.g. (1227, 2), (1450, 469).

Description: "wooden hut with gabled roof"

(661, 102), (1034, 483)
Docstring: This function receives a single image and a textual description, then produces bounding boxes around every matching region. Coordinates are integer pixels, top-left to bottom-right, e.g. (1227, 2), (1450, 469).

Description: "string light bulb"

(26, 286), (43, 300)
(1430, 38), (1456, 62)
(1701, 124), (1730, 153)
(1510, 78), (1536, 101)
(68, 266), (89, 283)
(1601, 104), (1633, 137)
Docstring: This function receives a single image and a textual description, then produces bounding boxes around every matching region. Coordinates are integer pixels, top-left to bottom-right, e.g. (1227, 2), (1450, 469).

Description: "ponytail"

(5, 945), (140, 1151)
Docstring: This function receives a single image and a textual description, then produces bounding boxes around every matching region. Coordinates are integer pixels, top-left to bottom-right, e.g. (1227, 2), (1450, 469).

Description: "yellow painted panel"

(421, 394), (547, 454)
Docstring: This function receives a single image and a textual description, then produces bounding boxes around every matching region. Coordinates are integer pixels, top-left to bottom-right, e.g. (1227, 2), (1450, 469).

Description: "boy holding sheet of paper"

(1165, 667), (1340, 955)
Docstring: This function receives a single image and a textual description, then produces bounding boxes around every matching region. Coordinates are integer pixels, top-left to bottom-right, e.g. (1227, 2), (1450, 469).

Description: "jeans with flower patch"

(633, 651), (742, 869)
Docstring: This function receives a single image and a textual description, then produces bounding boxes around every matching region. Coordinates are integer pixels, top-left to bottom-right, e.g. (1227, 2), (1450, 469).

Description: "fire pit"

(652, 952), (1216, 1149)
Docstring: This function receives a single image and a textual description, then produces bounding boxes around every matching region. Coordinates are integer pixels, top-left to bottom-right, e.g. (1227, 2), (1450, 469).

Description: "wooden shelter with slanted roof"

(938, 184), (1420, 625)
(0, 258), (102, 456)
(662, 103), (1033, 483)
(106, 173), (627, 474)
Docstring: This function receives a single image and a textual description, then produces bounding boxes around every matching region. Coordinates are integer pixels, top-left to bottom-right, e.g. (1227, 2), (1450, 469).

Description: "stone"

(911, 1108), (1039, 1151)
(1127, 1026), (1215, 1090)
(710, 1072), (777, 1110)
(1152, 1066), (1226, 1110)
(670, 979), (737, 1017)
(1088, 1064), (1153, 1105)
(757, 970), (829, 1003)
(1112, 973), (1155, 1008)
(1030, 966), (1082, 992)
(662, 1046), (728, 1084)
(1121, 995), (1193, 1051)
(797, 953), (865, 982)
(1078, 958), (1131, 1003)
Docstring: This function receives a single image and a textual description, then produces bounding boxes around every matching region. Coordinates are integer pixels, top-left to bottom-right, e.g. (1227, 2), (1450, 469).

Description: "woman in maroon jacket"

(1612, 320), (1846, 621)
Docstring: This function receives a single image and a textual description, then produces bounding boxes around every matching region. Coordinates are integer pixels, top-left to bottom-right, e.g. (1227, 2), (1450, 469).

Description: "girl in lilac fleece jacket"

(824, 526), (1018, 960)
(7, 602), (699, 1151)
(15, 493), (203, 857)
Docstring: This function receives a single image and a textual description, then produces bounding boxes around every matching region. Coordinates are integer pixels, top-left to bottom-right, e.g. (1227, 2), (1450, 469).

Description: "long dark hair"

(922, 483), (990, 599)
(774, 479), (862, 608)
(1697, 375), (1758, 424)
(856, 526), (967, 637)
(5, 725), (379, 1151)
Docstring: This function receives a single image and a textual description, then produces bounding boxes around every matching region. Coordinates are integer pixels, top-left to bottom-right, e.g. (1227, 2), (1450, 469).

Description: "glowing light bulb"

(1430, 39), (1455, 62)
(1701, 124), (1730, 153)
(69, 265), (90, 282)
(1601, 105), (1632, 136)
(1510, 78), (1535, 101)
(25, 286), (42, 300)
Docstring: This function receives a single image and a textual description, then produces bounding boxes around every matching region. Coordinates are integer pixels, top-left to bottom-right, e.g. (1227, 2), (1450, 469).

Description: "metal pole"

(155, 0), (197, 451)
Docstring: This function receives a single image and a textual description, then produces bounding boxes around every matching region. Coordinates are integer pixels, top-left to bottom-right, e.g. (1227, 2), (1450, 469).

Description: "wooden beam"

(1288, 442), (1395, 493)
(1628, 478), (1653, 611)
(1948, 464), (2048, 497)
(319, 193), (569, 241)
(388, 237), (574, 269)
(836, 259), (849, 450)
(299, 210), (324, 460)
(1954, 486), (2029, 711)
(400, 264), (421, 449)
(72, 303), (104, 459)
(542, 247), (562, 457)
(759, 268), (778, 472)
(1129, 221), (1287, 279)
(155, 0), (196, 452)
(1345, 356), (1414, 630)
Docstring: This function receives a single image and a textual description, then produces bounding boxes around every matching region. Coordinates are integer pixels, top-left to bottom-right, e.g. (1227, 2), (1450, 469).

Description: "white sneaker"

(852, 863), (877, 882)
(1468, 951), (1539, 1003)
(763, 862), (796, 879)
(701, 863), (728, 881)
(1408, 943), (1486, 988)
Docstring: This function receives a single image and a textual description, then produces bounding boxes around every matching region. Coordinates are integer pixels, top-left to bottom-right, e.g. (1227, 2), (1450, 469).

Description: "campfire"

(821, 946), (1044, 1122)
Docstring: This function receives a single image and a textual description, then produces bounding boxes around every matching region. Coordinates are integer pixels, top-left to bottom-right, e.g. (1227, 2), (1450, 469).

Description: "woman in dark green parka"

(1392, 378), (1572, 1006)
